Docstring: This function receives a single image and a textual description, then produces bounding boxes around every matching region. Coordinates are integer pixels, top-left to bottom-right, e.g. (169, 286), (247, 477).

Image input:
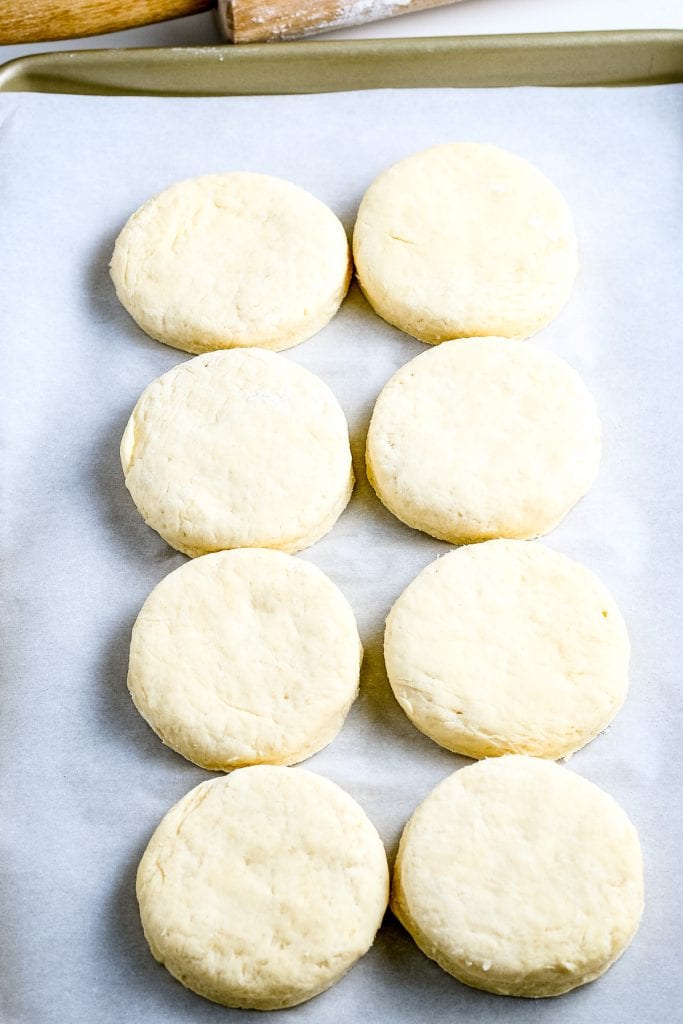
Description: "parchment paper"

(0, 83), (681, 1024)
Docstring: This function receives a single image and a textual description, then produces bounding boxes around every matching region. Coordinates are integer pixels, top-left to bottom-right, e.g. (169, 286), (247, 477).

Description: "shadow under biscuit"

(102, 843), (230, 1020)
(87, 406), (186, 568)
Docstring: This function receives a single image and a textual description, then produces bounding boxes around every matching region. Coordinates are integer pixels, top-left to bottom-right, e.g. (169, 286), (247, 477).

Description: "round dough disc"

(366, 338), (601, 542)
(110, 173), (351, 354)
(392, 756), (643, 997)
(385, 540), (630, 760)
(137, 767), (389, 1009)
(121, 349), (354, 556)
(353, 142), (578, 342)
(128, 548), (362, 769)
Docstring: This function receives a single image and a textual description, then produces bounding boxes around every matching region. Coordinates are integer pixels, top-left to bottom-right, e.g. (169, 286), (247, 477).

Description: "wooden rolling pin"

(1, 0), (461, 45)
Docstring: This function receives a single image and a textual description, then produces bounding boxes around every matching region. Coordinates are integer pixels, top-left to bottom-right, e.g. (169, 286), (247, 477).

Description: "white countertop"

(1, 0), (682, 67)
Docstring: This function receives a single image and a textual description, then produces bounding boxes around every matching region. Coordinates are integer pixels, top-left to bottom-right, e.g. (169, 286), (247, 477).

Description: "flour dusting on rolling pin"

(218, 0), (465, 43)
(0, 0), (464, 44)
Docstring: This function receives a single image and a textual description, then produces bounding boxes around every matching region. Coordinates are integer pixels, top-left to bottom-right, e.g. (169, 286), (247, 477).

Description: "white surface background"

(0, 0), (682, 65)
(0, 81), (681, 1022)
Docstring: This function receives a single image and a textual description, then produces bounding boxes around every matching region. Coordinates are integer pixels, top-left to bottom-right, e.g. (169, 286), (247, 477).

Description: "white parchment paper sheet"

(0, 84), (682, 1024)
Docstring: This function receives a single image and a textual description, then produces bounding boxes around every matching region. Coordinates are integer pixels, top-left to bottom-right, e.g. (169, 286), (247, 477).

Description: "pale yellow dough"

(385, 540), (630, 760)
(110, 173), (351, 354)
(353, 142), (577, 342)
(392, 756), (643, 997)
(137, 767), (389, 1010)
(121, 349), (354, 556)
(366, 338), (601, 542)
(128, 549), (362, 769)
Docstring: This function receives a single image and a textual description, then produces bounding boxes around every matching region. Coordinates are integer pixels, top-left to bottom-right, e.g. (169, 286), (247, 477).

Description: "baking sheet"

(0, 84), (681, 1023)
(2, 32), (683, 95)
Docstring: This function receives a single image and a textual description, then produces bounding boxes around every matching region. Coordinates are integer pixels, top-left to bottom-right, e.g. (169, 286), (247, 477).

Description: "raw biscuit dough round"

(366, 338), (601, 542)
(353, 142), (578, 342)
(121, 349), (354, 556)
(137, 766), (389, 1010)
(128, 548), (362, 769)
(110, 173), (351, 354)
(385, 540), (630, 760)
(392, 756), (643, 997)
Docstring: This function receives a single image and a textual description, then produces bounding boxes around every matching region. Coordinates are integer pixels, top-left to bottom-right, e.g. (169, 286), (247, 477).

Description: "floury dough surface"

(384, 540), (630, 760)
(110, 173), (351, 354)
(120, 349), (354, 556)
(137, 767), (389, 1009)
(128, 549), (362, 770)
(366, 338), (601, 543)
(353, 142), (578, 342)
(392, 757), (644, 997)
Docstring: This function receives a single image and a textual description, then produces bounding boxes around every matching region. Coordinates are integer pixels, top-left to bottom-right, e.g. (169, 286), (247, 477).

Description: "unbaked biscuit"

(385, 540), (629, 760)
(111, 173), (351, 354)
(137, 766), (389, 1009)
(121, 349), (354, 556)
(128, 548), (362, 769)
(366, 338), (600, 542)
(353, 142), (577, 342)
(392, 756), (643, 997)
